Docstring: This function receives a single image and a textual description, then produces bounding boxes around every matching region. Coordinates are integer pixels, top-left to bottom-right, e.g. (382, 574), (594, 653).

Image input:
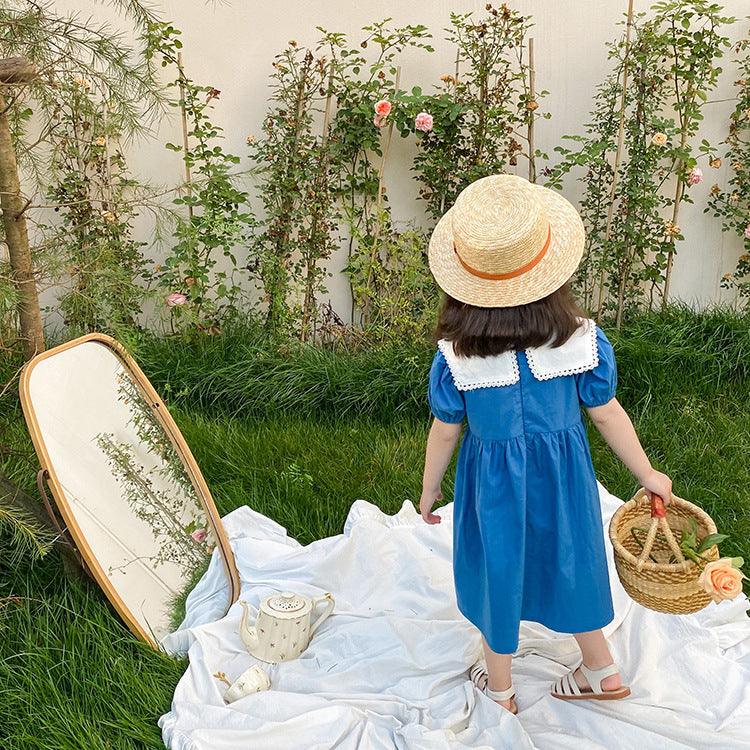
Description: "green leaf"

(696, 533), (728, 553)
(730, 557), (745, 569)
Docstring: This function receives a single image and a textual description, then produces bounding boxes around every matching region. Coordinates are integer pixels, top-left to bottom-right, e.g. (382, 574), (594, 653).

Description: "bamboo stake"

(662, 139), (687, 309)
(439, 50), (461, 217)
(596, 0), (635, 324)
(474, 47), (489, 167)
(176, 52), (193, 220)
(101, 95), (114, 210)
(362, 65), (400, 325)
(615, 65), (645, 329)
(301, 61), (335, 342)
(267, 51), (312, 331)
(375, 66), (400, 215)
(527, 37), (536, 183)
(321, 61), (335, 150)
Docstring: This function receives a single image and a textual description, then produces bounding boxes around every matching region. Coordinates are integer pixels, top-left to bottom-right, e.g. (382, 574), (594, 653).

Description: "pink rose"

(374, 99), (392, 117)
(373, 114), (386, 128)
(687, 166), (703, 186)
(414, 111), (433, 132)
(191, 528), (207, 543)
(744, 224), (750, 239)
(166, 292), (187, 307)
(698, 558), (745, 603)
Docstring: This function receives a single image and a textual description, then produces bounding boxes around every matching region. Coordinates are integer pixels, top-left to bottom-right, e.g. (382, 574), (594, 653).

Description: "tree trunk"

(0, 65), (45, 360)
(0, 57), (37, 85)
(0, 474), (85, 577)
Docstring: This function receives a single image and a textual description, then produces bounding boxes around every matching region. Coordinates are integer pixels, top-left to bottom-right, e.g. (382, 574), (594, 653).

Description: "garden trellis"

(549, 0), (734, 326)
(0, 0), (748, 352)
(708, 25), (750, 298)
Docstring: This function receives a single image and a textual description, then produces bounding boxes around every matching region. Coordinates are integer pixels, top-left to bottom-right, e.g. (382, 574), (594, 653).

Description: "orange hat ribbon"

(453, 226), (551, 281)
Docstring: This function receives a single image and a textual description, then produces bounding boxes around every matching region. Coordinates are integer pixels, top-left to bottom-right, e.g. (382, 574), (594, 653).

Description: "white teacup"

(223, 665), (271, 703)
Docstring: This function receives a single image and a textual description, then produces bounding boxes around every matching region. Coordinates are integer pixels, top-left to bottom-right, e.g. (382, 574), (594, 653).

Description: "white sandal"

(469, 660), (518, 714)
(551, 662), (631, 701)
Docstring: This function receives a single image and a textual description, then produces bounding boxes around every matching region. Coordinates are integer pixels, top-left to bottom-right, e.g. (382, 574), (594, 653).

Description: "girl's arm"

(420, 418), (463, 524)
(587, 397), (672, 502)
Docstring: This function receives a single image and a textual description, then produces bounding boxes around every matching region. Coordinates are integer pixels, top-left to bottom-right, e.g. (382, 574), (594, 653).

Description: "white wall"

(50, 0), (750, 321)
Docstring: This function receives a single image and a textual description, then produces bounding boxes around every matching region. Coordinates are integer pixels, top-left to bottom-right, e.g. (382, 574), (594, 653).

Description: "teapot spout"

(238, 601), (259, 651)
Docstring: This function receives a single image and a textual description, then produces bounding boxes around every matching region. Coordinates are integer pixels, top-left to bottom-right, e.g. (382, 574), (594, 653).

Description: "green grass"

(1, 306), (749, 748)
(0, 564), (184, 750)
(125, 306), (750, 420)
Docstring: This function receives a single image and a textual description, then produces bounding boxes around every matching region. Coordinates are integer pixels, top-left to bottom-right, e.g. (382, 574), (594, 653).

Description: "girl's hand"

(420, 486), (443, 524)
(640, 468), (673, 506)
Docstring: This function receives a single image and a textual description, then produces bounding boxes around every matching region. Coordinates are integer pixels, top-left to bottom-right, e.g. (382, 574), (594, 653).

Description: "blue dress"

(428, 325), (616, 653)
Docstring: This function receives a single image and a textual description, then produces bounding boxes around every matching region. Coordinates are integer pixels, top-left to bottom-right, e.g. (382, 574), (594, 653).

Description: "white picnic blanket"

(159, 484), (750, 749)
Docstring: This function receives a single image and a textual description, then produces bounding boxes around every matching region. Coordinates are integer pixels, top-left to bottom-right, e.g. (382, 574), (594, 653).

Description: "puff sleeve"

(576, 327), (618, 408)
(428, 350), (466, 424)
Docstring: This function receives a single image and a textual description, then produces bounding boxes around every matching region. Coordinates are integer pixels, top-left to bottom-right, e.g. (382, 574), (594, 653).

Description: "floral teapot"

(239, 591), (334, 663)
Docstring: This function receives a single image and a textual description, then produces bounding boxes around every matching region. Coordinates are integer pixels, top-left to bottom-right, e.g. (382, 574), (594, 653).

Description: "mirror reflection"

(26, 340), (231, 644)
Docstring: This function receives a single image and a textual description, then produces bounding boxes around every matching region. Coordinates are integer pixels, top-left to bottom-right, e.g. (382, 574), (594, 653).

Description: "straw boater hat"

(428, 174), (585, 308)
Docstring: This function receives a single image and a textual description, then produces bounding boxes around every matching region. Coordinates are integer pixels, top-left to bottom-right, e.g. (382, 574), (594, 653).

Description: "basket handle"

(635, 492), (686, 570)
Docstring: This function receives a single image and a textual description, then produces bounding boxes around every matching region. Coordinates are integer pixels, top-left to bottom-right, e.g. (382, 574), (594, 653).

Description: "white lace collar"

(438, 319), (598, 391)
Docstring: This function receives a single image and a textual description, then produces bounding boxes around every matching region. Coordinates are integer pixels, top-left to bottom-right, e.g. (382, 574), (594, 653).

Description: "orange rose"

(698, 558), (745, 603)
(374, 99), (392, 117)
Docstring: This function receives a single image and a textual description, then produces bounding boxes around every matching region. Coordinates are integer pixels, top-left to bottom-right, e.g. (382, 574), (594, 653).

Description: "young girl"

(420, 175), (672, 715)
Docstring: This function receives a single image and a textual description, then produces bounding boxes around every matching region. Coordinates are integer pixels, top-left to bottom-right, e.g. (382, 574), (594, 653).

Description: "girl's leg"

(573, 629), (622, 691)
(482, 637), (515, 711)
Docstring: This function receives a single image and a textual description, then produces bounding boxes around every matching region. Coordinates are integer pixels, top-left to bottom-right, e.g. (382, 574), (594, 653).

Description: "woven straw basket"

(609, 488), (719, 614)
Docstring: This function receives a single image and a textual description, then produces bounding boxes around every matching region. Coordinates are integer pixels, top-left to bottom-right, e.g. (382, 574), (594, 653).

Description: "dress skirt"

(452, 423), (614, 654)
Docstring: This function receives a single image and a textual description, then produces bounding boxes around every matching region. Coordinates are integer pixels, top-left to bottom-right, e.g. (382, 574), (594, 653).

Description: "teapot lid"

(266, 591), (307, 614)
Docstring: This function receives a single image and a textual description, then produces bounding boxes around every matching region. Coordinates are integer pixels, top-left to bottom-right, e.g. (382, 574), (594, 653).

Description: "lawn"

(1, 307), (749, 749)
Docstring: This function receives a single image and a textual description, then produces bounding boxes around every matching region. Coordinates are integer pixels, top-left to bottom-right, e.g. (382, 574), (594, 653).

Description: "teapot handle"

(309, 593), (334, 636)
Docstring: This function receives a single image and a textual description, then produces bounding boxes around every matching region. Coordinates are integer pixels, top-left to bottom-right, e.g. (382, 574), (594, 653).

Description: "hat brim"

(428, 183), (585, 308)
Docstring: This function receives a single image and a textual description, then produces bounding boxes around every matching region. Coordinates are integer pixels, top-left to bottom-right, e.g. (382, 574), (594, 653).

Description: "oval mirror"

(19, 333), (240, 649)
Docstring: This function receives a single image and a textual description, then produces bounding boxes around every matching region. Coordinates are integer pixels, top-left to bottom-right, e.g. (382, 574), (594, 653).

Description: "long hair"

(434, 282), (585, 357)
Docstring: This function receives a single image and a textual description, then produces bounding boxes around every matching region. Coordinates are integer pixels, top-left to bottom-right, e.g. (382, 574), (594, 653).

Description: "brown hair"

(435, 282), (585, 357)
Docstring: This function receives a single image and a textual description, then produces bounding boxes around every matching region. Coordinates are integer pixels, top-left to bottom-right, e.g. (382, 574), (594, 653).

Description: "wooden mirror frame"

(19, 332), (241, 648)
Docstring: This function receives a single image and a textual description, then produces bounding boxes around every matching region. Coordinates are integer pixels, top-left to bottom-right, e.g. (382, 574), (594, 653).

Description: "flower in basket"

(675, 518), (746, 603)
(698, 558), (745, 603)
